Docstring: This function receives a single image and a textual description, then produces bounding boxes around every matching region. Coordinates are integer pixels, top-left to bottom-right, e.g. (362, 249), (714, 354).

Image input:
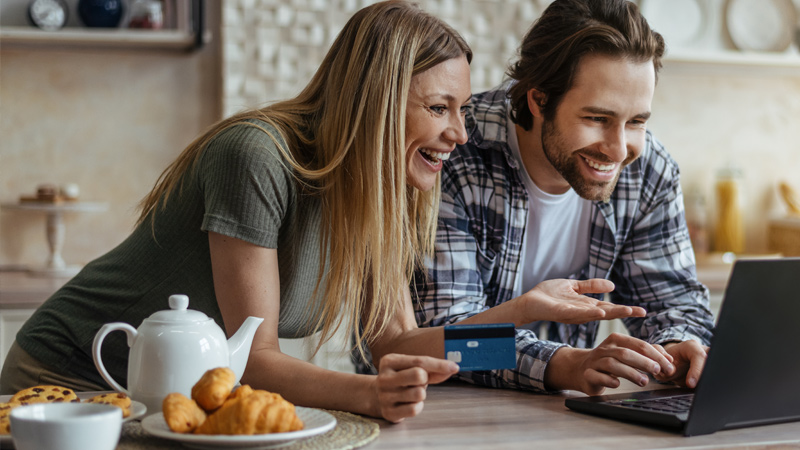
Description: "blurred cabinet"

(0, 271), (354, 375)
(0, 272), (68, 373)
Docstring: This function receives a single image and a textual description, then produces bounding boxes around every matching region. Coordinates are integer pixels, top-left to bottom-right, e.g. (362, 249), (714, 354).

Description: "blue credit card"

(444, 323), (516, 371)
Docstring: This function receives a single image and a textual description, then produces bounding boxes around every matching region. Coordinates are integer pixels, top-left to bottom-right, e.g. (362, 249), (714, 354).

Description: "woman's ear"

(526, 89), (547, 117)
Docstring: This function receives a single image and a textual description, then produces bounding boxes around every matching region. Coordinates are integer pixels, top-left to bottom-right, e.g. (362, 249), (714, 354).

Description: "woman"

(1, 1), (641, 422)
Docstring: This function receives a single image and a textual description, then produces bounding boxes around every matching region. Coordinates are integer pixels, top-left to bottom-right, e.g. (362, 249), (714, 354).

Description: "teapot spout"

(227, 316), (265, 384)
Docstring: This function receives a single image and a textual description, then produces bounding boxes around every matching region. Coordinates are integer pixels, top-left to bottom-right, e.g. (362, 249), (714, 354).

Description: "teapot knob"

(168, 294), (189, 310)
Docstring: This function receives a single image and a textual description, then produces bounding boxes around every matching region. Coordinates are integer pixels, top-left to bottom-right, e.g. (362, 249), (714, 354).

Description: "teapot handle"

(92, 322), (137, 395)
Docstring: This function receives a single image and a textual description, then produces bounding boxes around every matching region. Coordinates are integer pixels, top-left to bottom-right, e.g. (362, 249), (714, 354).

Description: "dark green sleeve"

(197, 121), (295, 248)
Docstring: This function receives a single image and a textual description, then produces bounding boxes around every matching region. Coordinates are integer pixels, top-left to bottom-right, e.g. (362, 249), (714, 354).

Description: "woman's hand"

(523, 278), (646, 324)
(373, 353), (459, 423)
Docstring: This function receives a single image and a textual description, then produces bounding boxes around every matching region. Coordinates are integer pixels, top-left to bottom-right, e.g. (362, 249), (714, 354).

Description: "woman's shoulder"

(210, 118), (287, 155)
(197, 118), (297, 175)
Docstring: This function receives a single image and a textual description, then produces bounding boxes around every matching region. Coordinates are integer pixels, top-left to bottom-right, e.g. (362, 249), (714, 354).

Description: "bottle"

(685, 188), (709, 256)
(713, 164), (744, 254)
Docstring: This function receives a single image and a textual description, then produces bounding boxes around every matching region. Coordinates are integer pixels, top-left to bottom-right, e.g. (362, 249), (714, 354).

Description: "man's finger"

(686, 351), (707, 388)
(597, 303), (646, 319)
(573, 278), (615, 295)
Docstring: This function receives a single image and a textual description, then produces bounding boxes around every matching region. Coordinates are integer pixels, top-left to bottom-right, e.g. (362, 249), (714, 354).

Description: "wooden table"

(367, 380), (800, 449)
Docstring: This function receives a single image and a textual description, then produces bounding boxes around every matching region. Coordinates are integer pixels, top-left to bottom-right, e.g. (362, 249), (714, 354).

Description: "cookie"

(85, 392), (132, 418)
(10, 385), (79, 404)
(191, 367), (236, 411)
(163, 392), (207, 433)
(0, 401), (21, 435)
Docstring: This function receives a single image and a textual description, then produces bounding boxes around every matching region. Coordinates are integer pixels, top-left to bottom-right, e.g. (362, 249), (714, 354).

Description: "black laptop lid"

(685, 258), (800, 436)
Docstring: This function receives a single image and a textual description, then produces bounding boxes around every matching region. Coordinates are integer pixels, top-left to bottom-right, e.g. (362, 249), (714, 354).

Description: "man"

(414, 0), (715, 396)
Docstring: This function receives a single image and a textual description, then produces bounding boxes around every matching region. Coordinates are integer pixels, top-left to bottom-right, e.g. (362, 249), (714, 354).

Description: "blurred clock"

(28, 0), (69, 31)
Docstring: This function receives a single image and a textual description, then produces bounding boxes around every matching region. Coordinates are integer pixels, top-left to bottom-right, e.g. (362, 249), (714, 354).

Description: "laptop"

(565, 258), (800, 436)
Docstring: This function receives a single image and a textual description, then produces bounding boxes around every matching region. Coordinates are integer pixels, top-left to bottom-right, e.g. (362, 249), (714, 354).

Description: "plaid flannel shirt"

(412, 83), (715, 392)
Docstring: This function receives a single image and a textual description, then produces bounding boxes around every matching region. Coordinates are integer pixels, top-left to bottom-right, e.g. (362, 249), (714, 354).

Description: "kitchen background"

(3, 0), (800, 273)
(1, 0), (800, 362)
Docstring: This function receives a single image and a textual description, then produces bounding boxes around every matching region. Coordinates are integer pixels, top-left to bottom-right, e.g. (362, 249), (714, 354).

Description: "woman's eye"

(429, 106), (446, 115)
(460, 105), (470, 114)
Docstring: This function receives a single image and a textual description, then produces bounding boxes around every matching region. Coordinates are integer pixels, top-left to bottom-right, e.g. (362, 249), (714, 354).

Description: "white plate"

(0, 392), (146, 445)
(640, 0), (711, 48)
(726, 0), (797, 51)
(141, 406), (336, 449)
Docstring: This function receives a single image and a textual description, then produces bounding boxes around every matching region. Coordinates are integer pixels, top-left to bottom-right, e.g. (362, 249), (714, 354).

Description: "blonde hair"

(137, 1), (471, 358)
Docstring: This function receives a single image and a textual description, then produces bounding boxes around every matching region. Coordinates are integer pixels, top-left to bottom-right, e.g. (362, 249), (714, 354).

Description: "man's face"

(536, 54), (655, 201)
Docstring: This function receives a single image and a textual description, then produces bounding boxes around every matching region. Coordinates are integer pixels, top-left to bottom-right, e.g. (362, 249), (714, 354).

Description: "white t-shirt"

(507, 116), (593, 298)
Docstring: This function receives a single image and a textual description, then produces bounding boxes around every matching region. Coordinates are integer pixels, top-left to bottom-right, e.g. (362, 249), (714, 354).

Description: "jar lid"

(717, 163), (743, 179)
(146, 294), (210, 323)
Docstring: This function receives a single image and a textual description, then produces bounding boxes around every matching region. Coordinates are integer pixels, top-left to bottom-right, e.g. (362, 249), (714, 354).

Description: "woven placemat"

(284, 410), (380, 450)
(119, 409), (379, 450)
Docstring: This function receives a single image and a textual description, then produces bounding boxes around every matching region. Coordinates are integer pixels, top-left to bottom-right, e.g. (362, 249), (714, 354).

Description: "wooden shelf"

(0, 0), (204, 51)
(666, 48), (800, 68)
(0, 26), (197, 50)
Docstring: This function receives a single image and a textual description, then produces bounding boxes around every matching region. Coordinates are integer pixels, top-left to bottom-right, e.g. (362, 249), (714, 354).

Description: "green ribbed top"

(17, 120), (326, 387)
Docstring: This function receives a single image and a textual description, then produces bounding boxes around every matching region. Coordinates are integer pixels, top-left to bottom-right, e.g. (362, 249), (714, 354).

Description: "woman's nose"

(446, 113), (469, 145)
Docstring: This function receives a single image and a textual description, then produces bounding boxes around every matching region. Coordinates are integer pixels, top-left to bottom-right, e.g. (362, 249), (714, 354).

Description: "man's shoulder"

(467, 84), (513, 144)
(622, 130), (680, 182)
(613, 130), (681, 207)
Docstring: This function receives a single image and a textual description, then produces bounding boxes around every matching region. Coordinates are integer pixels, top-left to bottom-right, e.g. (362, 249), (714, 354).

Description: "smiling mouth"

(420, 149), (451, 165)
(582, 156), (615, 172)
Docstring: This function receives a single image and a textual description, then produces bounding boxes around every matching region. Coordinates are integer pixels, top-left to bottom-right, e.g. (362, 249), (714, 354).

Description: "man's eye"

(587, 116), (606, 123)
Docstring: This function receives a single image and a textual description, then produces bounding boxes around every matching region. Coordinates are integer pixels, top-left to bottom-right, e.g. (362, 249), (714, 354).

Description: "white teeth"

(583, 157), (615, 172)
(420, 149), (451, 162)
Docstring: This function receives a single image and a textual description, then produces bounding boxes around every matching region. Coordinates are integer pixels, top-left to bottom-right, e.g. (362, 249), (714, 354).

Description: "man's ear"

(526, 89), (548, 117)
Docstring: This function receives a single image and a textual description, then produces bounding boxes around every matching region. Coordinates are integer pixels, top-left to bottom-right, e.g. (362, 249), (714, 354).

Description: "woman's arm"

(208, 231), (456, 422)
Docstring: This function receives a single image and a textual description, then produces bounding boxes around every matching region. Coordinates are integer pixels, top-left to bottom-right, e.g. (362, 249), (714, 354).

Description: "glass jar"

(685, 188), (709, 255)
(714, 165), (744, 254)
(128, 0), (163, 29)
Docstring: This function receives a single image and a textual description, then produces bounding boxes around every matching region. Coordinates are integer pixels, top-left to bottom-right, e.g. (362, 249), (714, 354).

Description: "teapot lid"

(147, 294), (210, 323)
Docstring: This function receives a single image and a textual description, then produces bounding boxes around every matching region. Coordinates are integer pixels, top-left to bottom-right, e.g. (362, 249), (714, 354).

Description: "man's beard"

(540, 119), (632, 202)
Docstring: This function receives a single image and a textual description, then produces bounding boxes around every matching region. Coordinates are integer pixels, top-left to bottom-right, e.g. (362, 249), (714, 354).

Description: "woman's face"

(405, 55), (472, 191)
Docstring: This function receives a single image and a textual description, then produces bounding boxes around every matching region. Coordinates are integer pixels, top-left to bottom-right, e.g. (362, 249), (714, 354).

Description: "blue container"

(78, 0), (125, 28)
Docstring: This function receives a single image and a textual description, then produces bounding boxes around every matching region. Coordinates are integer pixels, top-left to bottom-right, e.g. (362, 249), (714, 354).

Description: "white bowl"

(10, 403), (122, 450)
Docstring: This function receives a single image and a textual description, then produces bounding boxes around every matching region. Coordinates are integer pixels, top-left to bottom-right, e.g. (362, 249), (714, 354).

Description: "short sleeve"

(196, 121), (295, 248)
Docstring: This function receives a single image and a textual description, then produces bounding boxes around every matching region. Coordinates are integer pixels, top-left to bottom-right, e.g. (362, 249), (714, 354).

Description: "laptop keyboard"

(606, 394), (694, 414)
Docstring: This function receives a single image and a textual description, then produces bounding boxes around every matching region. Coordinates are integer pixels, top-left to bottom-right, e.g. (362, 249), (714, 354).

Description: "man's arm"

(609, 138), (715, 386)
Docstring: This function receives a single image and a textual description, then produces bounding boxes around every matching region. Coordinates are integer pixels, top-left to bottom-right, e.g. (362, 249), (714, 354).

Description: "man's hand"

(524, 279), (647, 324)
(654, 340), (709, 388)
(372, 354), (459, 423)
(544, 333), (675, 395)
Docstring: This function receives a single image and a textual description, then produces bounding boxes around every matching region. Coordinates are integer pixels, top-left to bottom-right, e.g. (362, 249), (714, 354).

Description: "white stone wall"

(221, 0), (553, 115)
(220, 0), (800, 255)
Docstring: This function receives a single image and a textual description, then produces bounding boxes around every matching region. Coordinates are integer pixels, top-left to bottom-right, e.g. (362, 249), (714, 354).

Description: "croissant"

(193, 390), (303, 435)
(163, 392), (207, 433)
(191, 367), (236, 411)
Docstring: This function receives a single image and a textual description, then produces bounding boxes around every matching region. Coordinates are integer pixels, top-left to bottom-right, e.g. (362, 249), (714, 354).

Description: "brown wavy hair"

(507, 0), (664, 130)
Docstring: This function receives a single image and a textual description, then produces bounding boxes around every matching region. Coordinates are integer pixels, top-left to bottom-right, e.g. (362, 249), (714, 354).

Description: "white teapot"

(92, 294), (264, 414)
